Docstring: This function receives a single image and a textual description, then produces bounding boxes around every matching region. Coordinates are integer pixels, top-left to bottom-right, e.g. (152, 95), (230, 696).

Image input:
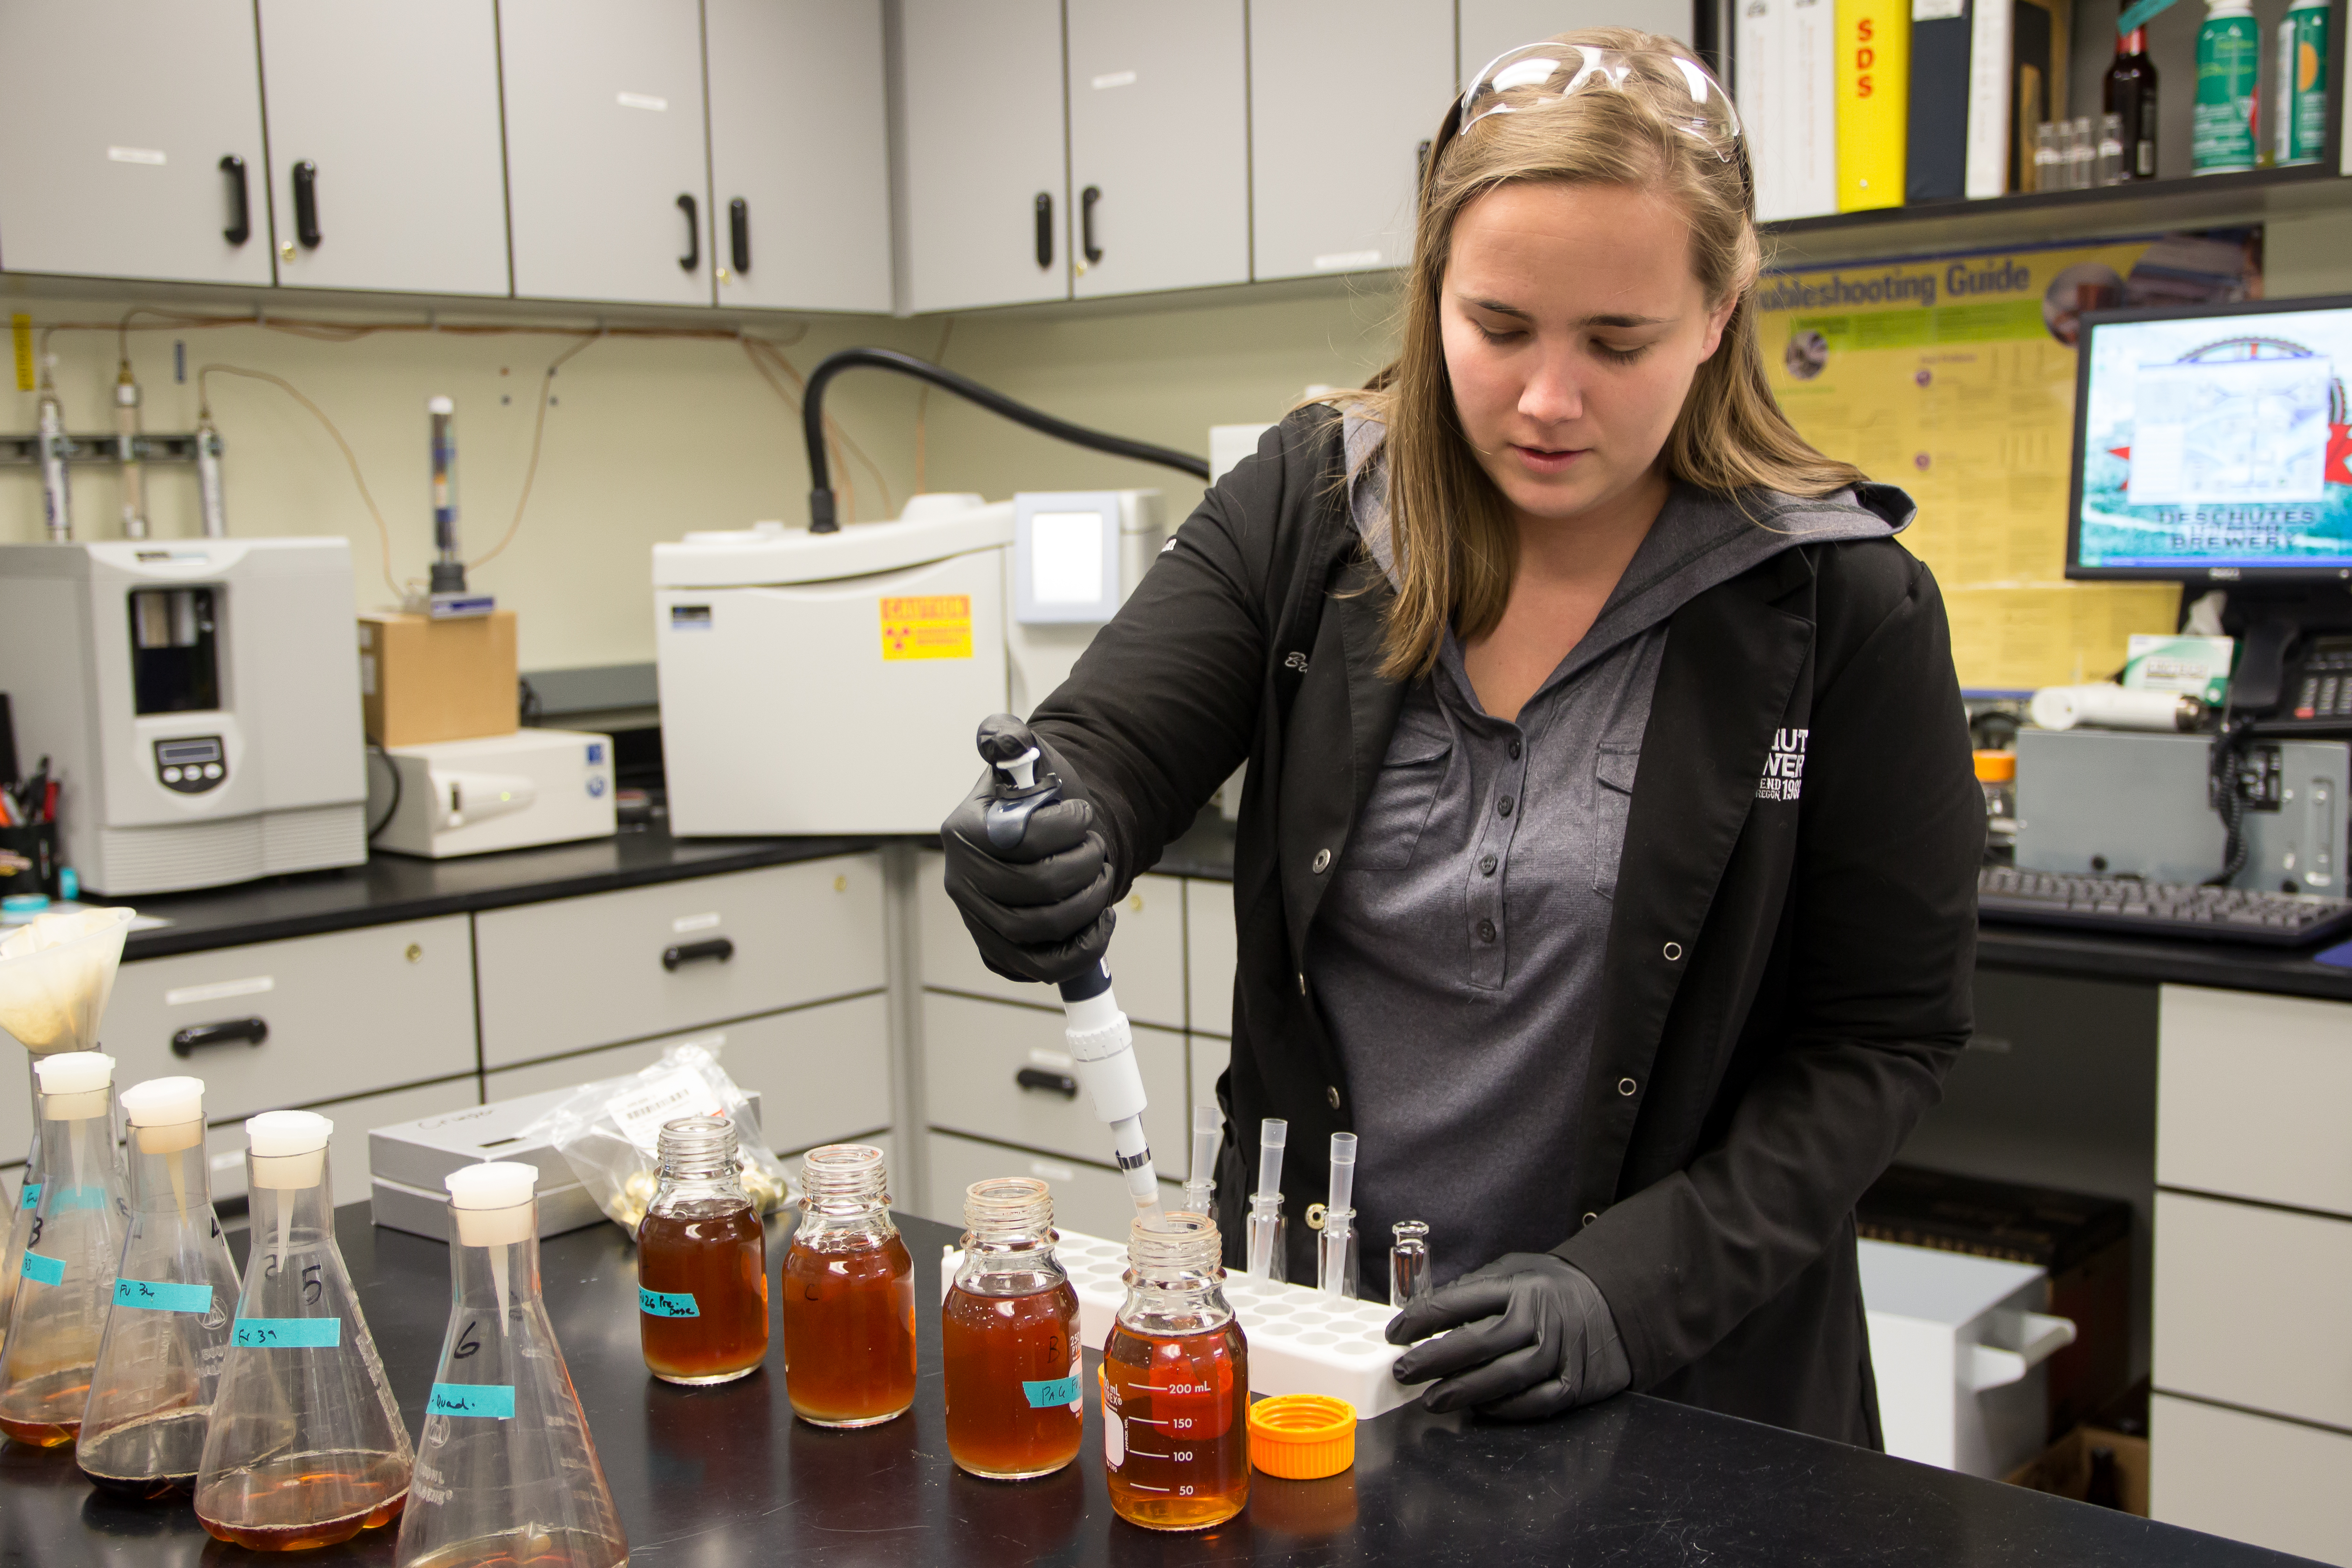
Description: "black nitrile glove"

(940, 718), (1117, 986)
(1387, 1252), (1632, 1419)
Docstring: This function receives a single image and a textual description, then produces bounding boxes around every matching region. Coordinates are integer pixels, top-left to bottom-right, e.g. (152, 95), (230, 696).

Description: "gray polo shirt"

(1307, 418), (1893, 1291)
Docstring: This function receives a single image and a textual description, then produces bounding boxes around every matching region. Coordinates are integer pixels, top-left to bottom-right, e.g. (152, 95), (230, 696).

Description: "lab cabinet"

(0, 0), (273, 287)
(1248, 0), (1454, 282)
(2151, 1191), (2352, 1434)
(2152, 1394), (2352, 1562)
(2155, 985), (2352, 1217)
(929, 1130), (1181, 1240)
(1185, 878), (1238, 1038)
(704, 0), (893, 313)
(254, 0), (510, 297)
(484, 993), (894, 1157)
(922, 990), (1188, 1172)
(499, 0), (714, 307)
(205, 1075), (480, 1207)
(101, 915), (477, 1122)
(893, 0), (1070, 312)
(472, 854), (886, 1067)
(915, 852), (1187, 1031)
(1457, 0), (1701, 77)
(1063, 0), (1250, 300)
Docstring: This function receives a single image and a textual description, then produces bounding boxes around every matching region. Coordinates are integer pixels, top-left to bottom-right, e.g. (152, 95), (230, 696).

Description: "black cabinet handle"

(1080, 185), (1102, 265)
(172, 1017), (268, 1058)
(1016, 1066), (1079, 1098)
(220, 155), (251, 245)
(291, 160), (320, 248)
(677, 193), (699, 272)
(662, 936), (733, 971)
(1034, 192), (1053, 268)
(728, 197), (749, 274)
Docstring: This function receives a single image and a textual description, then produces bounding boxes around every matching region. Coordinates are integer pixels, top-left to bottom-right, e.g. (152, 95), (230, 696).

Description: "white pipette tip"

(428, 395), (455, 415)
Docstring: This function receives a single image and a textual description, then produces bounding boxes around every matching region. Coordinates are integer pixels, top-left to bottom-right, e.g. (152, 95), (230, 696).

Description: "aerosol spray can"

(2194, 0), (2261, 174)
(2276, 0), (2330, 167)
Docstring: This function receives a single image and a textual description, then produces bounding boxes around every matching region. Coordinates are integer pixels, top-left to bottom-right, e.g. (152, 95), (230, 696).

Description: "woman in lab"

(941, 32), (1980, 1446)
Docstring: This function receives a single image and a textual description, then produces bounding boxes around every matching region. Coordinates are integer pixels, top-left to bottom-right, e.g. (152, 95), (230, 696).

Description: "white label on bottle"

(608, 1068), (728, 1153)
(671, 911), (721, 934)
(1104, 1408), (1125, 1467)
(1912, 0), (1963, 19)
(1312, 250), (1382, 271)
(1092, 70), (1138, 89)
(616, 91), (668, 111)
(108, 147), (167, 165)
(165, 975), (273, 1007)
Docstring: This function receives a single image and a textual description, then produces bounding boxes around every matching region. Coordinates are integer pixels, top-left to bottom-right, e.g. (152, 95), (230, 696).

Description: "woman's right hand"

(939, 720), (1118, 986)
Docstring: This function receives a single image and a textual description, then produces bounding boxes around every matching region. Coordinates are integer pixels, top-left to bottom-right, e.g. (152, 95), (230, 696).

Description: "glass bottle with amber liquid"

(942, 1178), (1082, 1479)
(1101, 1211), (1249, 1531)
(638, 1116), (768, 1385)
(781, 1144), (915, 1427)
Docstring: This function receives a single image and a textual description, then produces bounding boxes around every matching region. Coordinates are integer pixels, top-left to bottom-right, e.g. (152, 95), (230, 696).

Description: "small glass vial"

(942, 1178), (1082, 1480)
(781, 1144), (915, 1427)
(1390, 1220), (1432, 1309)
(638, 1116), (768, 1386)
(1101, 1211), (1249, 1532)
(2096, 112), (2126, 185)
(2067, 115), (2097, 189)
(2032, 122), (2063, 192)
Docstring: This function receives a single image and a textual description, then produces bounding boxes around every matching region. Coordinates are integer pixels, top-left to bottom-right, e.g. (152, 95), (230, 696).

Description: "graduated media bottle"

(1101, 1211), (1249, 1531)
(941, 1177), (1082, 1480)
(394, 1162), (627, 1568)
(195, 1111), (414, 1552)
(77, 1075), (242, 1498)
(780, 1143), (915, 1427)
(637, 1116), (768, 1385)
(0, 1050), (130, 1446)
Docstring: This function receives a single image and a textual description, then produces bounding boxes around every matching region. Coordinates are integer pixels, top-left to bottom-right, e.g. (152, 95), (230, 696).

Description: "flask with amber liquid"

(781, 1144), (915, 1427)
(942, 1178), (1082, 1479)
(638, 1116), (768, 1385)
(1101, 1211), (1249, 1531)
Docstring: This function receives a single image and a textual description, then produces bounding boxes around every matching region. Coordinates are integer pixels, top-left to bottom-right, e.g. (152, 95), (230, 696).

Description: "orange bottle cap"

(1973, 749), (2016, 782)
(1248, 1393), (1357, 1479)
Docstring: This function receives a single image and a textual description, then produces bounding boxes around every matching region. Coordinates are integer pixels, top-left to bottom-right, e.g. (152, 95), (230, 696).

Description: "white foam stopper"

(428, 395), (455, 415)
(247, 1109), (333, 1189)
(35, 1050), (115, 1095)
(122, 1075), (205, 1126)
(446, 1161), (536, 1246)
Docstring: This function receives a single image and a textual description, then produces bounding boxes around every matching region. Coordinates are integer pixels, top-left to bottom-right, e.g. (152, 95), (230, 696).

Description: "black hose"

(365, 741), (402, 843)
(802, 347), (1210, 534)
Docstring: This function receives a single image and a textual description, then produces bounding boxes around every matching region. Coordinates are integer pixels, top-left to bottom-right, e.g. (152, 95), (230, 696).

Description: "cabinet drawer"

(923, 991), (1185, 1172)
(106, 917), (475, 1123)
(208, 1075), (481, 1207)
(916, 851), (1185, 1029)
(927, 1130), (1179, 1244)
(2159, 985), (2352, 1216)
(2154, 1191), (2352, 1430)
(1185, 879), (1236, 1038)
(2153, 1394), (2352, 1563)
(485, 995), (892, 1157)
(475, 856), (885, 1066)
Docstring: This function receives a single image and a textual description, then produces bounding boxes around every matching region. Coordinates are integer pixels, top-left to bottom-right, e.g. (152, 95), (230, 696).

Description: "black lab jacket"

(1030, 406), (1983, 1445)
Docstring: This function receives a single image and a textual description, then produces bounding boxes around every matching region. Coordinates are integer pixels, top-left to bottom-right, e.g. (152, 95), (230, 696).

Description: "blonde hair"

(1352, 28), (1865, 680)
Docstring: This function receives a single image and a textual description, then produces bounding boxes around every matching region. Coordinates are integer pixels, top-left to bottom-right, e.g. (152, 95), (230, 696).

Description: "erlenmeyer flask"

(0, 1050), (130, 1446)
(194, 1111), (414, 1551)
(394, 1162), (627, 1568)
(77, 1075), (242, 1499)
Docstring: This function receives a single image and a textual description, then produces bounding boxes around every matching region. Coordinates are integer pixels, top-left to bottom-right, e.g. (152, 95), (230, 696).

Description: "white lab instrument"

(2027, 682), (2200, 733)
(0, 540), (366, 895)
(368, 728), (615, 860)
(651, 491), (1166, 836)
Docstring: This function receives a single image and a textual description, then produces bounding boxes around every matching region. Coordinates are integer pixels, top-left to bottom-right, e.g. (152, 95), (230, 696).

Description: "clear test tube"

(1390, 1220), (1431, 1309)
(1245, 1118), (1286, 1282)
(1182, 1105), (1221, 1218)
(1318, 1132), (1358, 1300)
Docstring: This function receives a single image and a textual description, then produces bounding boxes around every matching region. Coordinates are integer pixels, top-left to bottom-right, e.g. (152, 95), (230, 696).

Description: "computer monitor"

(2067, 294), (2352, 584)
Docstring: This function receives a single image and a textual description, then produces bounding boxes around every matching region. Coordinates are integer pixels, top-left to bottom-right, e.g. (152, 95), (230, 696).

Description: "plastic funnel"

(0, 906), (136, 1055)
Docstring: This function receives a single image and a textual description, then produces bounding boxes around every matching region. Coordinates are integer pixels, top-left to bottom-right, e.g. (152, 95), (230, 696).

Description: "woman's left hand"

(1386, 1253), (1632, 1418)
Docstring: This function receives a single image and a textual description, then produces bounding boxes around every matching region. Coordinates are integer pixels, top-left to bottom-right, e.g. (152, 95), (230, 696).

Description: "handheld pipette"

(1246, 1118), (1286, 1281)
(1319, 1131), (1359, 1299)
(1183, 1104), (1221, 1216)
(977, 717), (1161, 1214)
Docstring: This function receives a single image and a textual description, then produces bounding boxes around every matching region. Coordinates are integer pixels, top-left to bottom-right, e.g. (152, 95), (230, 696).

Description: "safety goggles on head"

(1426, 40), (1748, 198)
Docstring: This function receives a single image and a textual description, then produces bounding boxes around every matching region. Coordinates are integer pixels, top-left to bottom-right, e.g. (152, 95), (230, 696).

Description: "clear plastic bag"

(520, 1042), (794, 1234)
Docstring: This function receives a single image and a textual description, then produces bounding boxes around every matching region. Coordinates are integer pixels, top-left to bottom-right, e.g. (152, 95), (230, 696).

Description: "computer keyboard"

(1978, 866), (2352, 948)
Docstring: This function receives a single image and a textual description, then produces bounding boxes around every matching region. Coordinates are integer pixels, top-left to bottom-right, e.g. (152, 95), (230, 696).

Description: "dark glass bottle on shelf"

(2105, 29), (2160, 180)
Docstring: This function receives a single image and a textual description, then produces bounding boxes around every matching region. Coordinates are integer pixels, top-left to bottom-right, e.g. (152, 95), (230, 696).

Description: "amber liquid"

(393, 1527), (628, 1568)
(1101, 1321), (1249, 1531)
(80, 1405), (213, 1498)
(0, 1363), (93, 1446)
(194, 1451), (409, 1551)
(780, 1232), (916, 1426)
(639, 1204), (769, 1385)
(941, 1279), (1083, 1479)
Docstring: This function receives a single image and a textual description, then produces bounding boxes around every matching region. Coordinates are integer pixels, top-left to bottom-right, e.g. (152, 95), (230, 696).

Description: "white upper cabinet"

(501, 0), (713, 307)
(256, 0), (510, 297)
(0, 0), (272, 286)
(1459, 0), (1701, 79)
(1065, 0), (1248, 300)
(1249, 0), (1453, 283)
(706, 0), (893, 314)
(895, 0), (1070, 313)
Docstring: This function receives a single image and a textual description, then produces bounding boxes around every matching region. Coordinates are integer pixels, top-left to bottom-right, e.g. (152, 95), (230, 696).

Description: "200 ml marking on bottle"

(20, 1251), (62, 1287)
(233, 1316), (342, 1348)
(638, 1287), (700, 1318)
(428, 1383), (516, 1419)
(114, 1278), (213, 1313)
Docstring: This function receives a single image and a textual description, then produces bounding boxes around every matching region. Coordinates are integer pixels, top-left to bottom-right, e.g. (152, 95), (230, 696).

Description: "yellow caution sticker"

(880, 595), (973, 661)
(11, 315), (31, 393)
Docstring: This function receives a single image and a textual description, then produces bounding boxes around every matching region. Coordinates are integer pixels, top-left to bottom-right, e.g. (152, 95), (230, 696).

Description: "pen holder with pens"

(0, 823), (56, 902)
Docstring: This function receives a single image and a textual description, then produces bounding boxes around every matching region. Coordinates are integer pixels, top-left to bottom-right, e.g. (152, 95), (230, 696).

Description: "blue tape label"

(233, 1316), (342, 1349)
(1023, 1375), (1081, 1409)
(20, 1251), (62, 1287)
(114, 1278), (213, 1314)
(428, 1383), (516, 1419)
(638, 1287), (699, 1319)
(17, 1184), (37, 1210)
